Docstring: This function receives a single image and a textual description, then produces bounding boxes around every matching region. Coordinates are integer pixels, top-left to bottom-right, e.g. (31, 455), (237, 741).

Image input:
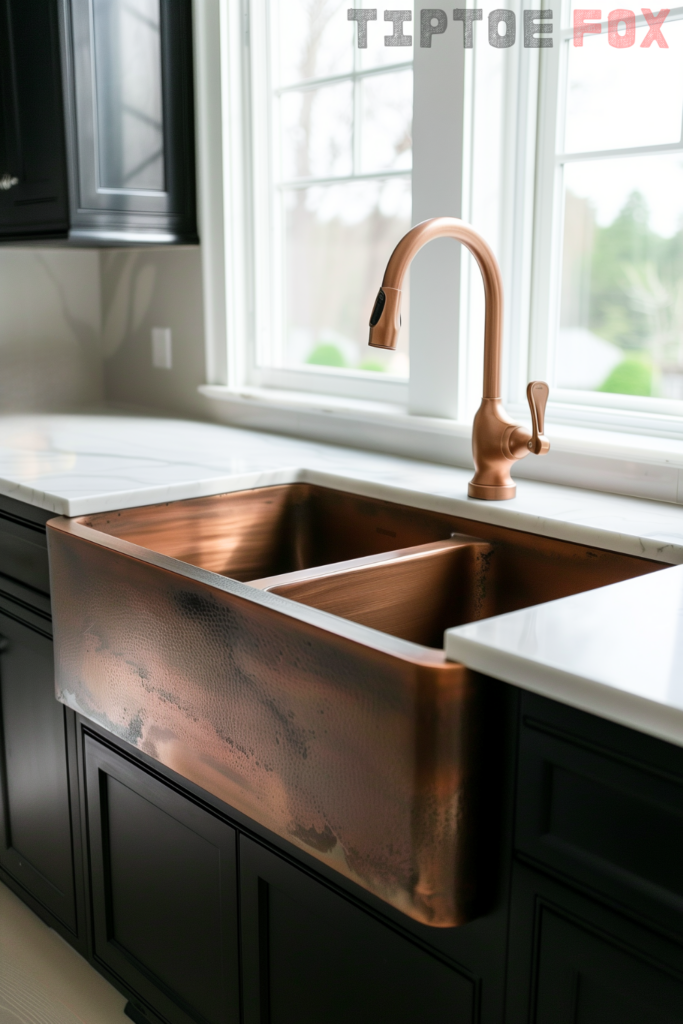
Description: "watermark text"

(348, 7), (671, 47)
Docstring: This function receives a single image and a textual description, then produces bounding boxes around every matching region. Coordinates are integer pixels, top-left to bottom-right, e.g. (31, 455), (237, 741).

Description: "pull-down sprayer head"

(368, 287), (402, 351)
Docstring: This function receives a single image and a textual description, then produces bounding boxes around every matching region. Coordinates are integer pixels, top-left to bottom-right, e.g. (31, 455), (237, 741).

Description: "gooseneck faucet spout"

(368, 216), (549, 500)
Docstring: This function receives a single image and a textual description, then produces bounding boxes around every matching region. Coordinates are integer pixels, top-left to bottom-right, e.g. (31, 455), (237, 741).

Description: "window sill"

(199, 384), (683, 505)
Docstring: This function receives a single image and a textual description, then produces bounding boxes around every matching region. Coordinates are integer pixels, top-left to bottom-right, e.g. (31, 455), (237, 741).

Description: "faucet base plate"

(468, 481), (516, 501)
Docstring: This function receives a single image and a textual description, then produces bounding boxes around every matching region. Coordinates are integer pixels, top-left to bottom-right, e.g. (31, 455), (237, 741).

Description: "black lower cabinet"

(515, 691), (683, 942)
(0, 605), (80, 939)
(84, 735), (240, 1024)
(506, 863), (683, 1024)
(240, 835), (476, 1024)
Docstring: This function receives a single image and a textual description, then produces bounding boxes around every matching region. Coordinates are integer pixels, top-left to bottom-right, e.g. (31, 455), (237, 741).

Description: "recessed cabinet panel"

(516, 692), (683, 937)
(240, 836), (475, 1024)
(0, 514), (50, 593)
(506, 864), (683, 1024)
(535, 908), (683, 1024)
(547, 763), (683, 897)
(0, 611), (76, 931)
(85, 736), (239, 1024)
(107, 777), (223, 1015)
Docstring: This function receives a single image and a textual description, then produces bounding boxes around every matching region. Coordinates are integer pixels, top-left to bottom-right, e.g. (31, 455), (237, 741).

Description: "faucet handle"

(526, 381), (550, 455)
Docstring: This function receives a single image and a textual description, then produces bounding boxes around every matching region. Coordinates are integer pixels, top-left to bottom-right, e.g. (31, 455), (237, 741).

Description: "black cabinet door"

(84, 735), (240, 1024)
(0, 0), (69, 240)
(535, 909), (683, 1023)
(506, 863), (683, 1024)
(63, 0), (197, 245)
(240, 835), (476, 1024)
(0, 610), (77, 932)
(0, 512), (51, 595)
(515, 691), (683, 940)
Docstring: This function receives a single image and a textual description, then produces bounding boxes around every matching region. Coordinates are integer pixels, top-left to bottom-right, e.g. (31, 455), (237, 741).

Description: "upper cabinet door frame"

(61, 0), (198, 244)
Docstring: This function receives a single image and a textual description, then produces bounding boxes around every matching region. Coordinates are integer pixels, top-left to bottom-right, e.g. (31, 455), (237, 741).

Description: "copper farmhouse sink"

(47, 484), (664, 927)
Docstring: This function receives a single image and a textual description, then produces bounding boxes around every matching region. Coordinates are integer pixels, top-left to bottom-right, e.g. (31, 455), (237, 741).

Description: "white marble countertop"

(446, 567), (683, 748)
(2, 412), (683, 747)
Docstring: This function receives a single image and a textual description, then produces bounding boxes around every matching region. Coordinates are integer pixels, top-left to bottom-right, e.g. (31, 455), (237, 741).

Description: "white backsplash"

(0, 249), (103, 412)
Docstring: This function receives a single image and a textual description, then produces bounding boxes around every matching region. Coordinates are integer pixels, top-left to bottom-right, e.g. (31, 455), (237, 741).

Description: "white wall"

(0, 249), (103, 411)
(0, 245), (212, 422)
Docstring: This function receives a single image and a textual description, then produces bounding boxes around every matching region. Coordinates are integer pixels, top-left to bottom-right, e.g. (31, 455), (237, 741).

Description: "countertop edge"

(445, 632), (683, 749)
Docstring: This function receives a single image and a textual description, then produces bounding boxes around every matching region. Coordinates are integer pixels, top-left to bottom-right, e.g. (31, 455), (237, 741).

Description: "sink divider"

(247, 535), (494, 648)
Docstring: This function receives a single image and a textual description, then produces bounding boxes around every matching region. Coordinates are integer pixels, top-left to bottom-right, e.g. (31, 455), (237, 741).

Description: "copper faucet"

(368, 216), (550, 500)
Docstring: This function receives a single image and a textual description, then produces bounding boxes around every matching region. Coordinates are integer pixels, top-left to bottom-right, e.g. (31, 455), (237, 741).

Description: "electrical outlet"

(151, 327), (172, 369)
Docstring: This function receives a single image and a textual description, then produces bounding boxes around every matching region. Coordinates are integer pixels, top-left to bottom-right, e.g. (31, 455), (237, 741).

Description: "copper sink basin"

(47, 483), (665, 928)
(80, 483), (456, 580)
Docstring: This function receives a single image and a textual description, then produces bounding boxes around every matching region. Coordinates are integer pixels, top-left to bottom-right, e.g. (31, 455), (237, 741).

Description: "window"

(531, 3), (683, 436)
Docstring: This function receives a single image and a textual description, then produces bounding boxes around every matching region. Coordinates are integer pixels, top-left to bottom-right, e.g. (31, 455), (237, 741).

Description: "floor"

(0, 881), (128, 1024)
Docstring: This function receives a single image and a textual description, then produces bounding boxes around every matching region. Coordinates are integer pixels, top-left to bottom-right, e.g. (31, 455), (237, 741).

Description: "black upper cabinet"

(0, 0), (197, 246)
(0, 0), (70, 240)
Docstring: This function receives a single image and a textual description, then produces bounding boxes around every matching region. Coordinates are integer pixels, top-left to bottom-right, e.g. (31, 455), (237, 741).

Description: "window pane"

(272, 0), (354, 86)
(360, 71), (413, 174)
(557, 154), (683, 399)
(279, 84), (353, 180)
(92, 0), (164, 191)
(277, 179), (411, 376)
(563, 21), (683, 154)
